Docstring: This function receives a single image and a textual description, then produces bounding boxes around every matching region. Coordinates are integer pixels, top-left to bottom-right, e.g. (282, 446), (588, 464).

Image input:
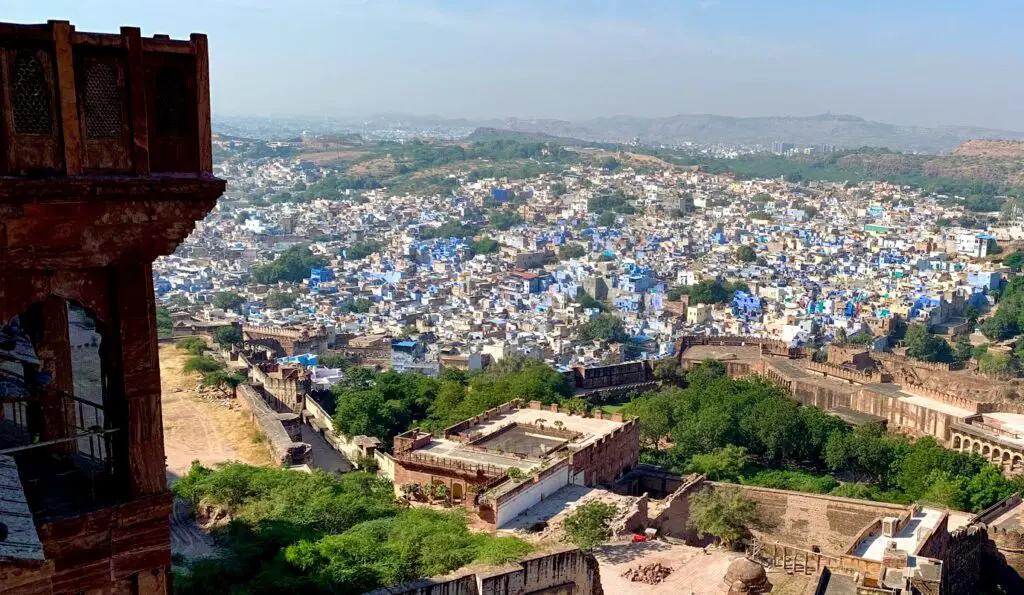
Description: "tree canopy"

(626, 367), (1020, 512)
(213, 291), (245, 312)
(903, 324), (954, 363)
(331, 362), (573, 447)
(579, 313), (629, 343)
(563, 501), (617, 552)
(251, 245), (328, 284)
(172, 463), (531, 594)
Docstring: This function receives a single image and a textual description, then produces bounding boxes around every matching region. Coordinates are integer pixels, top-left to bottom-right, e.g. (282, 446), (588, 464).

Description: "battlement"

(242, 324), (326, 340)
(805, 360), (890, 384)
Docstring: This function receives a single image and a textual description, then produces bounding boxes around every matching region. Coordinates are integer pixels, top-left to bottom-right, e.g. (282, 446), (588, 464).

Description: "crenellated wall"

(364, 547), (603, 595)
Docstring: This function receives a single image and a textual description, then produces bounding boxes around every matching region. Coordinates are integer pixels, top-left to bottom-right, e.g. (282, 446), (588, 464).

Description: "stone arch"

(452, 482), (464, 501)
(973, 442), (981, 454)
(1013, 456), (1023, 473)
(1002, 451), (1011, 468)
(952, 435), (962, 450)
(993, 448), (1002, 460)
(983, 444), (991, 456)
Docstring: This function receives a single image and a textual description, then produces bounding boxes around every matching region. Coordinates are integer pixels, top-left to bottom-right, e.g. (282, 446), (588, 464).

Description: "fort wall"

(365, 547), (602, 595)
(237, 384), (311, 466)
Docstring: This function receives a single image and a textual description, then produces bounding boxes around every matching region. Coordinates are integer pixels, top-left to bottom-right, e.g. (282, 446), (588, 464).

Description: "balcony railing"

(0, 390), (120, 522)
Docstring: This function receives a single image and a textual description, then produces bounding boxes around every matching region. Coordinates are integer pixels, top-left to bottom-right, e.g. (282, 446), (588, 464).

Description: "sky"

(8, 0), (1024, 130)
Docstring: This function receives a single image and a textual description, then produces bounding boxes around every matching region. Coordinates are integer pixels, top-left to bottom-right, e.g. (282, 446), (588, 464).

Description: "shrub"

(175, 336), (207, 355)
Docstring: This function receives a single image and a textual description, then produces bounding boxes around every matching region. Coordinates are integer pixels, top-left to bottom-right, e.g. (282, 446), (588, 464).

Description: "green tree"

(175, 336), (207, 355)
(903, 324), (954, 363)
(736, 245), (757, 263)
(652, 358), (682, 382)
(550, 181), (567, 196)
(264, 291), (296, 309)
(954, 334), (974, 362)
(470, 237), (500, 254)
(623, 391), (676, 448)
(183, 355), (223, 375)
(212, 291), (245, 312)
(250, 245), (328, 284)
(563, 501), (617, 552)
(344, 241), (383, 260)
(1004, 251), (1024, 271)
(601, 156), (621, 171)
(687, 487), (761, 549)
(597, 211), (617, 227)
(979, 351), (1014, 375)
(213, 325), (242, 348)
(686, 445), (750, 481)
(317, 351), (353, 370)
(488, 210), (525, 230)
(201, 369), (246, 394)
(579, 313), (629, 342)
(155, 306), (173, 338)
(558, 243), (587, 260)
(574, 290), (605, 312)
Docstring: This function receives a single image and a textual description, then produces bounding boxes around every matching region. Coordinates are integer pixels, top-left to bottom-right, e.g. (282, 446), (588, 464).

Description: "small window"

(10, 51), (53, 135)
(154, 66), (187, 136)
(82, 61), (122, 139)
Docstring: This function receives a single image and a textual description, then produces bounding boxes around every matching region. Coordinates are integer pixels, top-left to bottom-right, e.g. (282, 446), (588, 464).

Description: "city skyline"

(7, 0), (1024, 131)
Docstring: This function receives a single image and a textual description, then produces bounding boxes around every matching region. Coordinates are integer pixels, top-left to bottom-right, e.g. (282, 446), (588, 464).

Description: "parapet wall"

(805, 360), (888, 384)
(444, 400), (523, 441)
(712, 482), (909, 555)
(237, 384), (311, 466)
(565, 359), (654, 391)
(365, 547), (602, 595)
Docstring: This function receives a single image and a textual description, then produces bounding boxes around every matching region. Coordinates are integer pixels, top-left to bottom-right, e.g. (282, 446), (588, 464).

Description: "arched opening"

(993, 448), (1002, 461)
(452, 482), (464, 502)
(1002, 451), (1011, 468)
(1013, 456), (1023, 473)
(972, 442), (981, 454)
(1, 296), (119, 520)
(983, 445), (991, 457)
(952, 436), (961, 450)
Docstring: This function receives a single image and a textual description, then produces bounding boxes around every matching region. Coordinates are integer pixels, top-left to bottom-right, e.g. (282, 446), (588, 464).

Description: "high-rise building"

(0, 21), (224, 594)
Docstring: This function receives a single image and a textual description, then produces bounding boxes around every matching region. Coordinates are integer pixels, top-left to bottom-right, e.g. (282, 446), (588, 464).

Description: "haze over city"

(5, 6), (1024, 595)
(8, 0), (1024, 130)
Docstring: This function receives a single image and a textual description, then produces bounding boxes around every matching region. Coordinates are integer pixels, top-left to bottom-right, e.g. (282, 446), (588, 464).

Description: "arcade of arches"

(950, 431), (1024, 474)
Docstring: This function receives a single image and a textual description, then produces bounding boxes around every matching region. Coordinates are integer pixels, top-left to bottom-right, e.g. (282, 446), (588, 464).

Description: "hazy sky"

(9, 1), (1024, 129)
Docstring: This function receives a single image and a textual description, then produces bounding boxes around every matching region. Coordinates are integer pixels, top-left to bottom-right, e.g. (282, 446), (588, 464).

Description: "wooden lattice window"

(82, 61), (121, 139)
(154, 66), (187, 136)
(10, 51), (52, 135)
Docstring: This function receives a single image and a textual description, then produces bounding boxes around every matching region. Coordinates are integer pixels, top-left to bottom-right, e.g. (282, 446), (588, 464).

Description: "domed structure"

(723, 557), (771, 594)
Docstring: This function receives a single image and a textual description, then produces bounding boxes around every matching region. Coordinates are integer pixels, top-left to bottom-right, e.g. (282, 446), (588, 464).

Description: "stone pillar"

(109, 264), (166, 497)
(20, 295), (76, 451)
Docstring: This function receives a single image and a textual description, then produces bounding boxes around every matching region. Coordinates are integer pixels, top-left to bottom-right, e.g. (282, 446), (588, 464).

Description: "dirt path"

(160, 345), (271, 478)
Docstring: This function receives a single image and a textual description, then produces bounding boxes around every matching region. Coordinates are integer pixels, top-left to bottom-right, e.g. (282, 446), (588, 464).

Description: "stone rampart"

(364, 547), (602, 595)
(237, 384), (311, 466)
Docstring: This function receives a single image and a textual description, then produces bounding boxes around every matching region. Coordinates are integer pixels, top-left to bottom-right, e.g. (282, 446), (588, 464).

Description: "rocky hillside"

(954, 139), (1024, 158)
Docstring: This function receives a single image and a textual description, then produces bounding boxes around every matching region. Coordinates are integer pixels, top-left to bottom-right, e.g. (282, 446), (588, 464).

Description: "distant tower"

(0, 21), (224, 594)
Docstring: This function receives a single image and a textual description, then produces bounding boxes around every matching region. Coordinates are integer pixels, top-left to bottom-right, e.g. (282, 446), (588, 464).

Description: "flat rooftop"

(681, 345), (762, 364)
(410, 407), (627, 472)
(851, 507), (944, 562)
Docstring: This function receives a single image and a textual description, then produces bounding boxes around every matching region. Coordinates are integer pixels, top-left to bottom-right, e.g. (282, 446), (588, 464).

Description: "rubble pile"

(621, 562), (672, 584)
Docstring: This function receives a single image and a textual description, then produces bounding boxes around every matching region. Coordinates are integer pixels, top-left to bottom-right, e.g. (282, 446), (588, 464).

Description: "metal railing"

(0, 390), (120, 520)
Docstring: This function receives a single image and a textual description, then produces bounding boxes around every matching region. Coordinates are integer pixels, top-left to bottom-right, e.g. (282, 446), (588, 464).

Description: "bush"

(563, 501), (617, 551)
(687, 487), (761, 549)
(175, 336), (207, 355)
(183, 355), (223, 375)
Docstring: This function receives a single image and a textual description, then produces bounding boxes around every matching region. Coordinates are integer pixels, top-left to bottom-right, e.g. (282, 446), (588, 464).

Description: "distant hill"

(498, 114), (1024, 154)
(954, 139), (1024, 158)
(463, 127), (582, 144)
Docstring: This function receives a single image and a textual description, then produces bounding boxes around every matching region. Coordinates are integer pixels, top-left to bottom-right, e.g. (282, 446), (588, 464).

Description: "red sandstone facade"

(0, 21), (223, 594)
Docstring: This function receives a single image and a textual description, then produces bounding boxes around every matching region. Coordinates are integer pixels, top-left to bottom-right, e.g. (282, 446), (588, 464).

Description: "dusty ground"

(595, 541), (818, 595)
(160, 344), (272, 477)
